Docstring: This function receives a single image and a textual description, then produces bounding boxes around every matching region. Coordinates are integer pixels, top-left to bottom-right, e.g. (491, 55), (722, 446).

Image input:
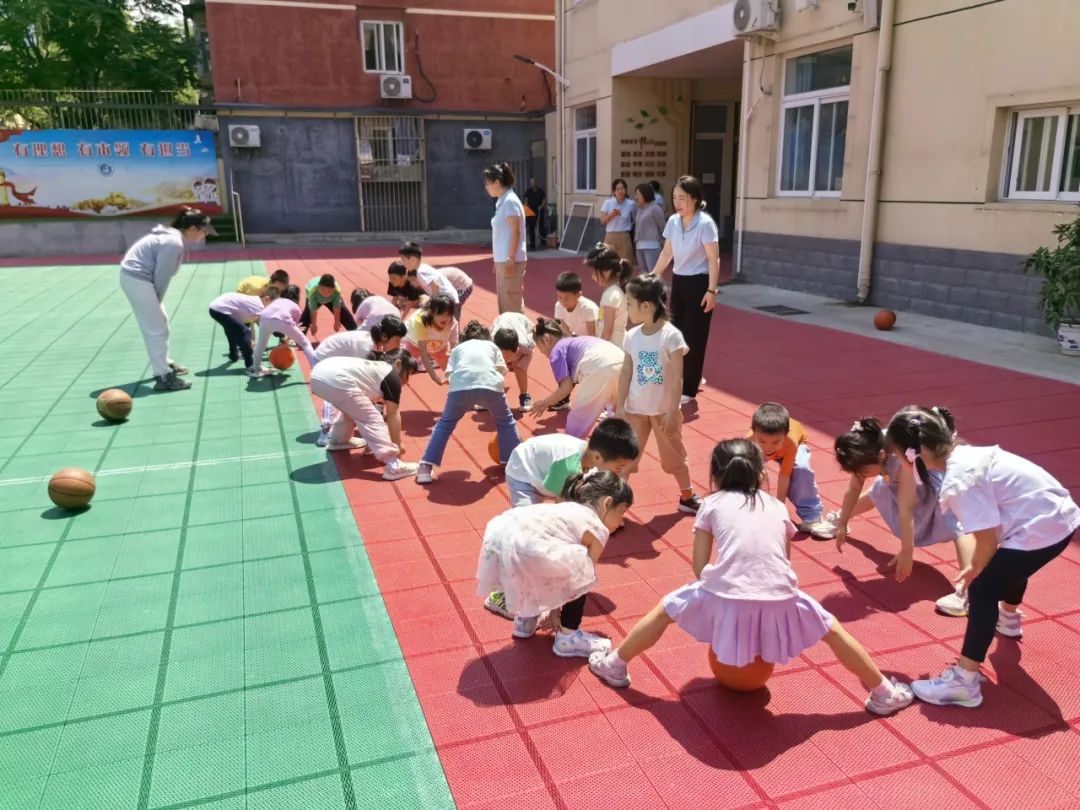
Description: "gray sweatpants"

(120, 272), (173, 377)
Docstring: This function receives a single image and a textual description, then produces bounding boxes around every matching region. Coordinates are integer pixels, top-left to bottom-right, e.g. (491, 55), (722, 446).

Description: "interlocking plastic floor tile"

(248, 773), (349, 810)
(436, 731), (548, 807)
(0, 725), (62, 783)
(351, 749), (456, 809)
(52, 710), (153, 775)
(147, 736), (246, 807)
(38, 754), (145, 810)
(334, 662), (438, 764)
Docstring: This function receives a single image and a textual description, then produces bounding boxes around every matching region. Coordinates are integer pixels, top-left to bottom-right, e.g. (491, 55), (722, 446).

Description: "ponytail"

(170, 206), (211, 231)
(561, 470), (634, 510)
(585, 243), (633, 291)
(482, 161), (516, 188)
(834, 417), (886, 473)
(373, 347), (419, 381)
(533, 316), (564, 341)
(708, 439), (765, 507)
(886, 405), (958, 478)
(370, 314), (406, 345)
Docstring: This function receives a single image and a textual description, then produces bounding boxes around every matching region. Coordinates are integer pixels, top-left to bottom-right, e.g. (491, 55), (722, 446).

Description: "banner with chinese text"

(0, 129), (221, 218)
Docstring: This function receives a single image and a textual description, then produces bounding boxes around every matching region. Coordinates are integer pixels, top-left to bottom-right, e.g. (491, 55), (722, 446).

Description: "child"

(750, 402), (835, 539)
(492, 311), (535, 412)
(249, 284), (317, 377)
(588, 439), (915, 716)
(399, 241), (475, 319)
(585, 243), (631, 348)
(236, 268), (289, 297)
(833, 411), (975, 616)
(208, 288), (269, 374)
(308, 349), (420, 481)
(878, 409), (1080, 709)
(352, 288), (401, 332)
(416, 321), (520, 484)
(529, 318), (624, 439)
(476, 470), (633, 657)
(301, 274), (357, 338)
(554, 272), (599, 337)
(617, 275), (701, 514)
(402, 294), (459, 385)
(386, 261), (425, 315)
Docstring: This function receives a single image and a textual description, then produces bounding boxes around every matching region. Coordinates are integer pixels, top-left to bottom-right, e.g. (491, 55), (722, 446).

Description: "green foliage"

(1022, 213), (1080, 331)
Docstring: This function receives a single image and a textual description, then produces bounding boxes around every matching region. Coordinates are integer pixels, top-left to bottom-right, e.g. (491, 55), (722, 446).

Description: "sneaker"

(800, 518), (837, 540)
(227, 350), (239, 363)
(865, 678), (914, 716)
(315, 430), (330, 448)
(912, 664), (983, 708)
(935, 587), (969, 618)
(326, 437), (367, 452)
(553, 628), (612, 658)
(677, 493), (702, 514)
(382, 460), (419, 481)
(484, 591), (513, 620)
(246, 367), (269, 378)
(589, 650), (631, 688)
(996, 605), (1023, 638)
(416, 463), (435, 484)
(512, 615), (538, 638)
(549, 397), (570, 411)
(699, 376), (707, 387)
(679, 394), (692, 406)
(153, 372), (191, 391)
(519, 394), (533, 413)
(169, 362), (190, 376)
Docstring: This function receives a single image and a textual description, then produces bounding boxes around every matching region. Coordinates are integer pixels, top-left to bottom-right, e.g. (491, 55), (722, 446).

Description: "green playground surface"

(0, 261), (454, 809)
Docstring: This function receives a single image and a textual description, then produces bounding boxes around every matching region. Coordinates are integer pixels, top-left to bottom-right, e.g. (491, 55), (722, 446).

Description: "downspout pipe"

(734, 38), (753, 277)
(856, 0), (896, 302)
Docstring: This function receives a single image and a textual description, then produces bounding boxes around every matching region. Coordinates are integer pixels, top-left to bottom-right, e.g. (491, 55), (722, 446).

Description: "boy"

(386, 261), (425, 315)
(749, 402), (835, 539)
(492, 311), (534, 412)
(485, 417), (640, 619)
(398, 241), (475, 319)
(301, 273), (357, 339)
(209, 288), (272, 374)
(554, 272), (599, 337)
(236, 268), (289, 297)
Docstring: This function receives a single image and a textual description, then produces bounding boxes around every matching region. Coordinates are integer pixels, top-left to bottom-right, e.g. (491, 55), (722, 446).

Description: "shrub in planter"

(1023, 213), (1080, 356)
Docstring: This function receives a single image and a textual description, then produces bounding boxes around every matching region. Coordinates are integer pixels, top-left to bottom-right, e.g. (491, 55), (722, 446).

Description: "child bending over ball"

(208, 288), (272, 374)
(833, 409), (975, 616)
(248, 284), (316, 378)
(398, 241), (475, 320)
(352, 288), (401, 332)
(301, 273), (357, 339)
(492, 311), (535, 412)
(476, 470), (633, 658)
(402, 294), (459, 385)
(589, 439), (915, 716)
(585, 243), (631, 347)
(386, 261), (425, 315)
(554, 272), (599, 337)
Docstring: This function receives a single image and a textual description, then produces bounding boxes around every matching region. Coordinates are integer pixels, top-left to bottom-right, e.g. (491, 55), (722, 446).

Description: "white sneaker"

(382, 460), (419, 481)
(679, 395), (692, 406)
(484, 591), (513, 620)
(315, 430), (330, 448)
(800, 517), (837, 540)
(415, 463), (435, 484)
(553, 629), (611, 659)
(326, 437), (367, 452)
(246, 367), (269, 378)
(912, 664), (983, 708)
(589, 650), (631, 688)
(934, 587), (969, 618)
(865, 678), (914, 716)
(996, 605), (1023, 638)
(512, 616), (538, 638)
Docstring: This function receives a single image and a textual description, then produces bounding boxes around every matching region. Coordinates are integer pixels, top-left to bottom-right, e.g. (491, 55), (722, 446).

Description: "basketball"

(96, 388), (132, 422)
(48, 467), (96, 510)
(488, 434), (501, 465)
(707, 648), (774, 692)
(269, 345), (295, 370)
(873, 309), (897, 331)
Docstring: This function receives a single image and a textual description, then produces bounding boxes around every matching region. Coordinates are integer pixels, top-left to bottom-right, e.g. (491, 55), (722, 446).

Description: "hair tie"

(583, 467), (600, 480)
(904, 448), (924, 486)
(850, 420), (862, 432)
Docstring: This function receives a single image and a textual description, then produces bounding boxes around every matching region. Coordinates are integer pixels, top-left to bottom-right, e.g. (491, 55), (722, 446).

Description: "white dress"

(475, 502), (609, 617)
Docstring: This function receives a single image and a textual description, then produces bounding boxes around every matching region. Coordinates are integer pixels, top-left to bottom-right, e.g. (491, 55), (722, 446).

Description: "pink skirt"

(662, 583), (834, 667)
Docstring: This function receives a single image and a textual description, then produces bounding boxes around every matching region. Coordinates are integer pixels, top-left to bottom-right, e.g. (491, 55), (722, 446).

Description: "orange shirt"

(750, 418), (808, 478)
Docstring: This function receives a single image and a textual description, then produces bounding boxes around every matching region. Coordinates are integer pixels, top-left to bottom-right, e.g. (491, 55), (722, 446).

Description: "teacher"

(652, 175), (720, 405)
(484, 161), (527, 314)
(119, 207), (214, 392)
(598, 178), (634, 265)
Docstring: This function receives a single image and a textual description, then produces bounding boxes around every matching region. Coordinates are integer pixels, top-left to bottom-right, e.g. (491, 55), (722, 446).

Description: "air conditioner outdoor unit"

(228, 124), (260, 148)
(732, 0), (779, 38)
(193, 113), (219, 132)
(463, 128), (493, 151)
(380, 74), (413, 100)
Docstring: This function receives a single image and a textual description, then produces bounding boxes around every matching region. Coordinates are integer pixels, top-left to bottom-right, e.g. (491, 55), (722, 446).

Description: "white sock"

(955, 667), (979, 684)
(871, 677), (895, 697)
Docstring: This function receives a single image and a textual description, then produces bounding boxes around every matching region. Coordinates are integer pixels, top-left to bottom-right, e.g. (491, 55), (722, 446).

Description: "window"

(574, 105), (597, 193)
(778, 46), (851, 196)
(1004, 108), (1080, 201)
(361, 21), (404, 74)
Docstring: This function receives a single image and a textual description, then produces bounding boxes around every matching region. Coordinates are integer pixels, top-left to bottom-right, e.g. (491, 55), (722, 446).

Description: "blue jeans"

(421, 388), (520, 466)
(787, 444), (824, 523)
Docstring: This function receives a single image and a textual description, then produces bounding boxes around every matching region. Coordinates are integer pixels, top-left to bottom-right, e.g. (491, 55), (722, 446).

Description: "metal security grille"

(355, 116), (426, 232)
(0, 89), (203, 130)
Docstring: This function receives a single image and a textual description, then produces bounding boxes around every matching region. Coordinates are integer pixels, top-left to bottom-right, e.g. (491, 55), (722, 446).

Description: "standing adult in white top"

(484, 162), (527, 314)
(598, 179), (635, 266)
(652, 176), (721, 405)
(119, 208), (215, 392)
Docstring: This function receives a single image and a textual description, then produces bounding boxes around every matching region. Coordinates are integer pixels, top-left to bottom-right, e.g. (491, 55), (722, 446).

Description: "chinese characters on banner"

(618, 136), (669, 178)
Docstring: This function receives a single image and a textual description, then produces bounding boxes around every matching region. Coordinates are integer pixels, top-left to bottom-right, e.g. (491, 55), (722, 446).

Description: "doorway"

(691, 102), (735, 244)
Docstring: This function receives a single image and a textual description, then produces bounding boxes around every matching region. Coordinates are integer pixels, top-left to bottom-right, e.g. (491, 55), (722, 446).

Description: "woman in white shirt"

(484, 162), (527, 314)
(598, 178), (635, 266)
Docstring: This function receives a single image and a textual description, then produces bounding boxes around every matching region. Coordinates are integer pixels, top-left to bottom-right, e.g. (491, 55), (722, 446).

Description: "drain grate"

(754, 304), (811, 316)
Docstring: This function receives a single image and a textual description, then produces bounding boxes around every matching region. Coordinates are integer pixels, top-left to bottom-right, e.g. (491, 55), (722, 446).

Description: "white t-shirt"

(416, 264), (459, 303)
(694, 491), (798, 601)
(492, 189), (527, 263)
(939, 445), (1080, 552)
(446, 340), (507, 393)
(599, 285), (628, 347)
(310, 356), (392, 398)
(314, 330), (374, 363)
(662, 211), (720, 277)
(506, 434), (589, 495)
(555, 296), (599, 337)
(440, 266), (473, 294)
(492, 312), (534, 352)
(622, 321), (689, 416)
(600, 197), (634, 233)
(355, 295), (400, 332)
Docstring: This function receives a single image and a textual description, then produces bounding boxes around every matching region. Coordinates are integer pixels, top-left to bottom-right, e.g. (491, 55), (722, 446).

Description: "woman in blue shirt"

(484, 162), (527, 314)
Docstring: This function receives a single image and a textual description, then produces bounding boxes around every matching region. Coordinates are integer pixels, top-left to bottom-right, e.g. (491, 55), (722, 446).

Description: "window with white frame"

(778, 46), (852, 196)
(574, 105), (597, 193)
(1004, 107), (1080, 201)
(361, 21), (404, 74)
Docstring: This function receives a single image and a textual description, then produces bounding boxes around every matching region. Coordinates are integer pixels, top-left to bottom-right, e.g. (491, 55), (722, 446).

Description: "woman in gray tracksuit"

(119, 208), (213, 391)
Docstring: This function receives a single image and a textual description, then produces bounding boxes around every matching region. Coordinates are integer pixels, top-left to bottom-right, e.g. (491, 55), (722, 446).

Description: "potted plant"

(1023, 213), (1080, 356)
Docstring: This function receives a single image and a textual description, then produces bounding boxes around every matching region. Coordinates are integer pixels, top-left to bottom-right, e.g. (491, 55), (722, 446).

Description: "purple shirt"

(210, 292), (264, 322)
(261, 298), (301, 325)
(355, 295), (400, 332)
(548, 336), (606, 384)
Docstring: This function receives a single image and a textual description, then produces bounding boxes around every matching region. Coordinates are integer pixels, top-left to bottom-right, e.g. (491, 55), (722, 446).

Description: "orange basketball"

(48, 467), (96, 510)
(873, 309), (897, 331)
(707, 648), (774, 692)
(96, 388), (132, 422)
(488, 434), (501, 465)
(269, 345), (295, 370)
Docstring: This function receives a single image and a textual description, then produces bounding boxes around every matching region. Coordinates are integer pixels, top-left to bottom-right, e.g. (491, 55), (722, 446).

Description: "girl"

(308, 349), (420, 481)
(528, 318), (624, 439)
(416, 321), (521, 484)
(353, 288), (400, 332)
(476, 470), (633, 658)
(617, 274), (701, 514)
(402, 294), (459, 385)
(585, 243), (631, 348)
(249, 284), (317, 378)
(483, 161), (527, 314)
(589, 439), (915, 716)
(652, 175), (721, 405)
(492, 311), (535, 412)
(632, 183), (667, 274)
(598, 178), (635, 265)
(889, 410), (1080, 709)
(119, 208), (213, 391)
(833, 411), (975, 616)
(208, 288), (270, 374)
